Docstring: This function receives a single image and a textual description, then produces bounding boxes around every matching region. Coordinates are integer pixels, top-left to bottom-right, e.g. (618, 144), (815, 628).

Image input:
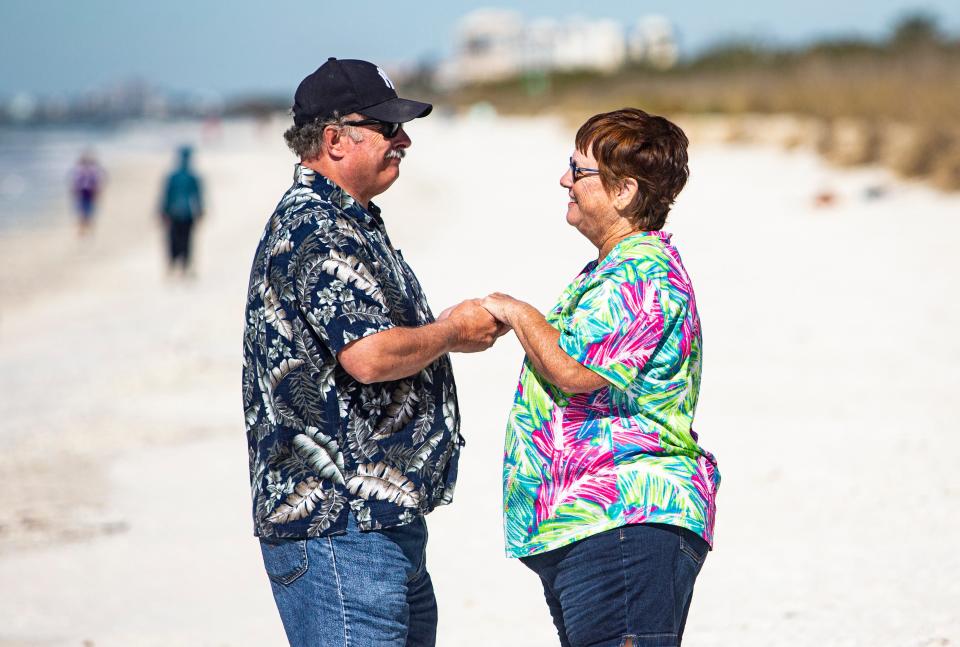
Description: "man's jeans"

(259, 515), (436, 647)
(521, 523), (709, 647)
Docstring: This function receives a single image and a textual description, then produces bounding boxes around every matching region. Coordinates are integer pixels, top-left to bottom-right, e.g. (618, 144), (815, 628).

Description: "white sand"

(0, 114), (958, 646)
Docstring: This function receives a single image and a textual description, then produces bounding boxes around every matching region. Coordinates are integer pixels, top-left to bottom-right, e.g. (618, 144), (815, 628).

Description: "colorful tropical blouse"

(502, 230), (720, 558)
(243, 165), (462, 540)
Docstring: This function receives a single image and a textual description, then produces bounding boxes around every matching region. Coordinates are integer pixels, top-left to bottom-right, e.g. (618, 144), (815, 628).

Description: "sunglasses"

(569, 157), (600, 181)
(343, 118), (403, 139)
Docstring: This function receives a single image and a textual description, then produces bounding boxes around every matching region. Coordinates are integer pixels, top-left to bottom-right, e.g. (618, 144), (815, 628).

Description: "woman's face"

(560, 147), (617, 240)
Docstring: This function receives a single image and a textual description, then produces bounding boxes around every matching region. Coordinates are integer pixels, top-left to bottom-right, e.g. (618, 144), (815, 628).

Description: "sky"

(1, 0), (958, 98)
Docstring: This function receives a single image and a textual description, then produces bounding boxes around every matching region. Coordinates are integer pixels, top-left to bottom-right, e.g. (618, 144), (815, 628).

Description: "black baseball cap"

(292, 57), (432, 127)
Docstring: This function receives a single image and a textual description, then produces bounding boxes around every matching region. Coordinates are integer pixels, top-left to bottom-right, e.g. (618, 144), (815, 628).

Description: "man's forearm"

(337, 319), (459, 384)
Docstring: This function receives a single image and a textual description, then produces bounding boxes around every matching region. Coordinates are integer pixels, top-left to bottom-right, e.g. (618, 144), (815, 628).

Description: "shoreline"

(1, 114), (957, 645)
(0, 118), (293, 556)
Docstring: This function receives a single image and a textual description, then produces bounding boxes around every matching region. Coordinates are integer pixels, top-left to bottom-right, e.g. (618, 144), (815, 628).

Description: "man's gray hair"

(283, 112), (364, 161)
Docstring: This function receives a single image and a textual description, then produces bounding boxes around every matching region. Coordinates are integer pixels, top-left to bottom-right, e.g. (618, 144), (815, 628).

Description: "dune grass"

(439, 21), (960, 190)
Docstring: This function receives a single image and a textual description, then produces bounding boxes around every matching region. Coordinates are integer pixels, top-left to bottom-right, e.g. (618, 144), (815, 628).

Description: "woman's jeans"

(521, 523), (709, 647)
(259, 515), (436, 647)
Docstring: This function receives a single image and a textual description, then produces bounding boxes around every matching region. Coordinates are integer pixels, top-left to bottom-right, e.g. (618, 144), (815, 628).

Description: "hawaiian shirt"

(243, 164), (462, 539)
(502, 231), (720, 558)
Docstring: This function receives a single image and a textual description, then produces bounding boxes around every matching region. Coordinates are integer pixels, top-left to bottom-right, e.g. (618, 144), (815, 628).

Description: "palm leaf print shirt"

(243, 164), (462, 539)
(502, 231), (720, 558)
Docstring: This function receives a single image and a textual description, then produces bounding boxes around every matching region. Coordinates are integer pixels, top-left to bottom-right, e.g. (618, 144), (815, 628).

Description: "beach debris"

(932, 151), (960, 191)
(467, 101), (497, 120)
(882, 125), (955, 178)
(820, 119), (881, 166)
(813, 190), (838, 208)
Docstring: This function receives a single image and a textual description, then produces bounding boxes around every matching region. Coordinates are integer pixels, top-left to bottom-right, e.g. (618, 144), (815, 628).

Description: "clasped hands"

(437, 293), (526, 353)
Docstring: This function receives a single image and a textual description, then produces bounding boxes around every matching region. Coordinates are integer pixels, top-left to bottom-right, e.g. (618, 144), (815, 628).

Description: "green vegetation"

(441, 13), (960, 189)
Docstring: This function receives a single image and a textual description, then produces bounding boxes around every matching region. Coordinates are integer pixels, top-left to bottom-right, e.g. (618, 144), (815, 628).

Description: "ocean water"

(0, 118), (242, 232)
(0, 125), (108, 230)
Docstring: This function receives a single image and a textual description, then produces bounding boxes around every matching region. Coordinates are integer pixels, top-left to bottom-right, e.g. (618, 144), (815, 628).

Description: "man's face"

(341, 115), (412, 200)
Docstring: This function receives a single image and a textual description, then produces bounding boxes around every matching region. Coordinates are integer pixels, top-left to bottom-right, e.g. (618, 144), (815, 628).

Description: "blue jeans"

(259, 515), (436, 647)
(520, 523), (709, 647)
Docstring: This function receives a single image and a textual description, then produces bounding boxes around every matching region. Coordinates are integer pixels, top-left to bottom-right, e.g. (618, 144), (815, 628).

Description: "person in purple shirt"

(70, 152), (105, 236)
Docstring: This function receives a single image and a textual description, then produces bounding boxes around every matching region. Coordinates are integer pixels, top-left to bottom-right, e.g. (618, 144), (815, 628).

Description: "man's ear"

(323, 125), (346, 158)
(612, 178), (639, 212)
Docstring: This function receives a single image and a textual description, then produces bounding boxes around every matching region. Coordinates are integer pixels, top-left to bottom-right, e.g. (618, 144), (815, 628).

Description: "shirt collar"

(627, 230), (672, 244)
(588, 230), (674, 274)
(611, 230), (673, 254)
(293, 163), (383, 227)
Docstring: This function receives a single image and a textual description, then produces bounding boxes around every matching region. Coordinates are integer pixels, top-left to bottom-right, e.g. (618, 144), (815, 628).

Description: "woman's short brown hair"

(575, 108), (689, 231)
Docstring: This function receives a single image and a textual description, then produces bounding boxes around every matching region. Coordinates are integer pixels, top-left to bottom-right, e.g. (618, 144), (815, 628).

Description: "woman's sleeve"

(556, 266), (664, 391)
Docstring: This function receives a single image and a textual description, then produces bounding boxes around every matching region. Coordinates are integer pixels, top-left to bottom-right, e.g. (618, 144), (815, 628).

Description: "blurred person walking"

(70, 152), (104, 235)
(482, 108), (720, 647)
(241, 57), (502, 647)
(160, 146), (203, 276)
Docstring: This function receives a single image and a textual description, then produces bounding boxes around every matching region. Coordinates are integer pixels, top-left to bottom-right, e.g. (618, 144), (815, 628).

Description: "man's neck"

(302, 158), (371, 207)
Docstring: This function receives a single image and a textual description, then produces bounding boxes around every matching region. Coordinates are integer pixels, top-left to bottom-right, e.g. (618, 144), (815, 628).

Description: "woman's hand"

(482, 293), (524, 336)
(481, 292), (521, 325)
(437, 298), (510, 340)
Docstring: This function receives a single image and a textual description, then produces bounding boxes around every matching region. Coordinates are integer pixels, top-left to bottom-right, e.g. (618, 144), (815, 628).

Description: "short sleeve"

(291, 233), (395, 356)
(556, 266), (664, 391)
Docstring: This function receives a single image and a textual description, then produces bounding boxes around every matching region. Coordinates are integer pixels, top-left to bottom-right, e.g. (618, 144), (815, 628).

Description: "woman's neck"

(595, 224), (638, 262)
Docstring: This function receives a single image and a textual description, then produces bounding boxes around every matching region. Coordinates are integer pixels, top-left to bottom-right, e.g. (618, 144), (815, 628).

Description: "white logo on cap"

(376, 66), (395, 90)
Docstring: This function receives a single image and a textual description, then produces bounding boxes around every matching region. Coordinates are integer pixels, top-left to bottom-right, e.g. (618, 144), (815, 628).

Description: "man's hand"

(443, 299), (502, 352)
(436, 305), (455, 321)
(339, 298), (504, 383)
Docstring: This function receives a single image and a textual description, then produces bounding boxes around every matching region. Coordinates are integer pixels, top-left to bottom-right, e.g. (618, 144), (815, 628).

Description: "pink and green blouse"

(502, 230), (720, 558)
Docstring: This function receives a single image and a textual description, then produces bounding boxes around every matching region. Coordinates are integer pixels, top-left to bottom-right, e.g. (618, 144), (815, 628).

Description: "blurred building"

(628, 15), (679, 69)
(547, 18), (626, 73)
(0, 80), (225, 126)
(437, 9), (678, 88)
(440, 9), (525, 85)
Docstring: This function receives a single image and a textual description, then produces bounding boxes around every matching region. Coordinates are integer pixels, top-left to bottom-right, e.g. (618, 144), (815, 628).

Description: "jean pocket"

(678, 530), (708, 569)
(259, 538), (309, 586)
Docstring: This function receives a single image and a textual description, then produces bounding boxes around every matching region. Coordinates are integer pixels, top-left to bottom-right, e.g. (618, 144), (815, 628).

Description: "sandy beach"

(0, 114), (958, 646)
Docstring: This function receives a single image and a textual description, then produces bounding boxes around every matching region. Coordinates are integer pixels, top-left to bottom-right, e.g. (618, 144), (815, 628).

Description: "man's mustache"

(385, 149), (405, 160)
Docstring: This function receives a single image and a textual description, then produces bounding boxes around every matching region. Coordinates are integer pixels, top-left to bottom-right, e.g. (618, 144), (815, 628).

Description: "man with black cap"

(241, 58), (502, 646)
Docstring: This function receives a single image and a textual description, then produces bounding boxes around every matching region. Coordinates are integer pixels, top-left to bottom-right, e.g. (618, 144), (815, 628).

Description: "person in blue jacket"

(161, 146), (204, 275)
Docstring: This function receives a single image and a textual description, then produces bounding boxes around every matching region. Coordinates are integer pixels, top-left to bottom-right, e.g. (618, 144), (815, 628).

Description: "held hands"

(439, 299), (503, 353)
(481, 292), (525, 333)
(438, 293), (527, 353)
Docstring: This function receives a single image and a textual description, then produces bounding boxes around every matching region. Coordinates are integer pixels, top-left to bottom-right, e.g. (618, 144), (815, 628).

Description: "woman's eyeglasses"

(569, 157), (600, 181)
(343, 118), (403, 139)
